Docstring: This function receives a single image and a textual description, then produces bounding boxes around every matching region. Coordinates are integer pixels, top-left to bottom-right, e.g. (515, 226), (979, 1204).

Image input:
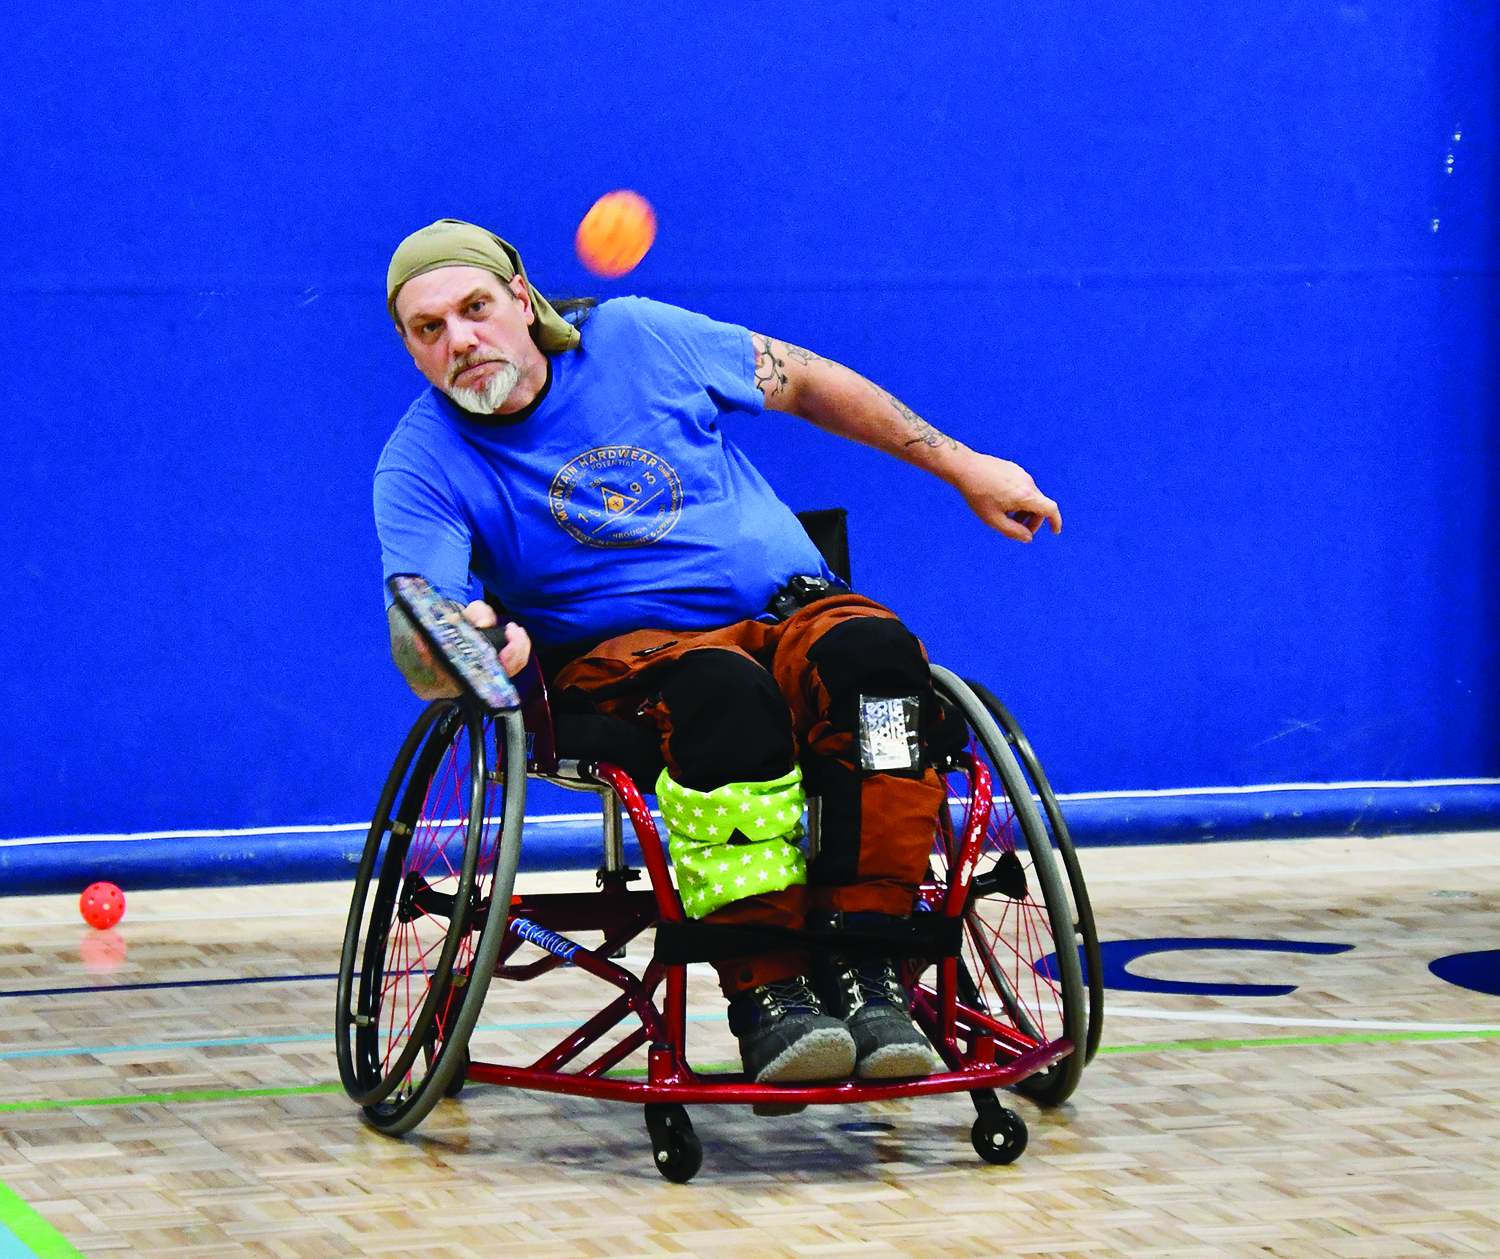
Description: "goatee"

(446, 358), (522, 413)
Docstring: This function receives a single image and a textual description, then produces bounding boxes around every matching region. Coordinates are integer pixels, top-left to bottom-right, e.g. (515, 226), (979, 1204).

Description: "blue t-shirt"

(374, 297), (833, 647)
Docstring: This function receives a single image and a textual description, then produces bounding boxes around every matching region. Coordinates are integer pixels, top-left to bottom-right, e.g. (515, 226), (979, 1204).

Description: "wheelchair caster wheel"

(645, 1103), (702, 1183)
(443, 1045), (469, 1098)
(970, 1105), (1027, 1165)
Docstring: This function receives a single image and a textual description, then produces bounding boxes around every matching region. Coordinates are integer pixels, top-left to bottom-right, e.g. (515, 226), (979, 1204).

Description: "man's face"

(395, 266), (545, 413)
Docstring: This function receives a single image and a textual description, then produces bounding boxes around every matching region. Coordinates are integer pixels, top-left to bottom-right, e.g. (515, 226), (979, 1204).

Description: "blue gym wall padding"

(4, 782), (1496, 896)
(0, 2), (1495, 846)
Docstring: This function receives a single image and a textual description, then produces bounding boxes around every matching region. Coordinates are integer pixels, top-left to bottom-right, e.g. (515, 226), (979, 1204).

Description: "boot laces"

(760, 975), (822, 1020)
(846, 959), (905, 1011)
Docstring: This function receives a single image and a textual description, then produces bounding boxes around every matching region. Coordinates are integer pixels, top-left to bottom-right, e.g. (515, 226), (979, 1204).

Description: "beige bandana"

(386, 219), (581, 354)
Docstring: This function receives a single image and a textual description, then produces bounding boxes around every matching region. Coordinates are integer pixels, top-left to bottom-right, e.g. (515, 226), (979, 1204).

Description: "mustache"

(447, 352), (512, 385)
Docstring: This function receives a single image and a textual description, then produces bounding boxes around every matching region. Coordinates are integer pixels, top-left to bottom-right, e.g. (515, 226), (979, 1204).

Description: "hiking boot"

(822, 955), (943, 1079)
(727, 975), (857, 1096)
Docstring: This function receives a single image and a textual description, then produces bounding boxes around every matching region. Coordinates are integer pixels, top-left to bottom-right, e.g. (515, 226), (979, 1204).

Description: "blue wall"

(1, 1), (1495, 839)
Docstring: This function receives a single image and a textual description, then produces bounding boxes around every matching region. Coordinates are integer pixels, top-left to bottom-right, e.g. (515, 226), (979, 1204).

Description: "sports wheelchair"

(335, 514), (1102, 1182)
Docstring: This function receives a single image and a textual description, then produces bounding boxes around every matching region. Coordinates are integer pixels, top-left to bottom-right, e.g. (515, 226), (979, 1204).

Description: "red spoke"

(410, 742), (463, 873)
(384, 965), (427, 1063)
(379, 926), (409, 1008)
(381, 927), (405, 1070)
(939, 743), (1069, 1050)
(411, 771), (457, 872)
(408, 925), (447, 972)
(1019, 906), (1053, 1036)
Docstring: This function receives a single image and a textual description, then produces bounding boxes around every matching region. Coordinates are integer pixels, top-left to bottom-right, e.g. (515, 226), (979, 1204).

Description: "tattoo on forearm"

(388, 608), (440, 689)
(754, 332), (952, 456)
(783, 343), (826, 367)
(752, 333), (789, 398)
(883, 388), (960, 451)
(392, 634), (439, 688)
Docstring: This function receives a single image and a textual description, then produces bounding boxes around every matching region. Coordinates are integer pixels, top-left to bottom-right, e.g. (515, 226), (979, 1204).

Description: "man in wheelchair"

(375, 219), (1061, 1094)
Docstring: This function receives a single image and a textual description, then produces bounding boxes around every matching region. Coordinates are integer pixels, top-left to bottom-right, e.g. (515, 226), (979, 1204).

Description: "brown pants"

(553, 594), (945, 994)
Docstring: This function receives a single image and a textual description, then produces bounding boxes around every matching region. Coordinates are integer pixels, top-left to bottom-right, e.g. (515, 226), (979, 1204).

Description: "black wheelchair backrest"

(795, 508), (851, 586)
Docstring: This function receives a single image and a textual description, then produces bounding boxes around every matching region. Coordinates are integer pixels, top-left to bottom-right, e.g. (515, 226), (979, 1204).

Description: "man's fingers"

(994, 513), (1036, 543)
(500, 623), (532, 676)
(463, 600), (498, 629)
(1009, 491), (1062, 538)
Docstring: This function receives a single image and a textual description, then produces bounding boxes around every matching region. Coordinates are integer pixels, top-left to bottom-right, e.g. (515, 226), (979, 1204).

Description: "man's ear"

(509, 274), (535, 325)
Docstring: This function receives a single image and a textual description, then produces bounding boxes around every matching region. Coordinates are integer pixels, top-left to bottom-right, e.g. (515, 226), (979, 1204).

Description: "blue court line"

(0, 1033), (329, 1060)
(0, 1220), (34, 1259)
(0, 1016), (720, 1062)
(0, 1182), (82, 1258)
(0, 973), (338, 1000)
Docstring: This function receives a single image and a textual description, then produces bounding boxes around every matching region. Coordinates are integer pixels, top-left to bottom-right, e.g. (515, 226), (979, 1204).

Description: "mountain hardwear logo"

(549, 446), (683, 548)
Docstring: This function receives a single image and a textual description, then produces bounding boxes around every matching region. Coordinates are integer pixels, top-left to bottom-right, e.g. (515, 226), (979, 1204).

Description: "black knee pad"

(803, 618), (941, 885)
(656, 649), (796, 791)
(805, 617), (935, 757)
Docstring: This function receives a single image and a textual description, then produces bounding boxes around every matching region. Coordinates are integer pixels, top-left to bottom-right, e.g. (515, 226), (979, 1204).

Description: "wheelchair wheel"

(963, 680), (1102, 1067)
(970, 1091), (1028, 1165)
(645, 1104), (703, 1183)
(927, 667), (1087, 1107)
(335, 699), (527, 1135)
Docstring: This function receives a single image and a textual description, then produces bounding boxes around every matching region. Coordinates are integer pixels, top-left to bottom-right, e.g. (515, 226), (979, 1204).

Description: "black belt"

(764, 574), (843, 622)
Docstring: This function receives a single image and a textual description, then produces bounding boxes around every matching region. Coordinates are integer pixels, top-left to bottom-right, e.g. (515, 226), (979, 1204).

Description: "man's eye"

(421, 322), (441, 335)
(468, 300), (487, 314)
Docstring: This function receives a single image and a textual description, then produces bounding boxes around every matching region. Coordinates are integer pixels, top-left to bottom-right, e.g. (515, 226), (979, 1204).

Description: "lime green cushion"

(655, 767), (808, 917)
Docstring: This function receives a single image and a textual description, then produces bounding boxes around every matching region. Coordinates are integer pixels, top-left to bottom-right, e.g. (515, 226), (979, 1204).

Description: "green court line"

(0, 1084), (343, 1113)
(0, 1182), (85, 1258)
(4, 1028), (1500, 1113)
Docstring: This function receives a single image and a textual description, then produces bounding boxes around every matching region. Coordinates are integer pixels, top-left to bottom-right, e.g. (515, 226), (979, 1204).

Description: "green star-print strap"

(655, 766), (808, 918)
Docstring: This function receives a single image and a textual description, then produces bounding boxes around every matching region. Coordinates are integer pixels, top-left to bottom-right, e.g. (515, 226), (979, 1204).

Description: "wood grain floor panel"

(2, 835), (1498, 1257)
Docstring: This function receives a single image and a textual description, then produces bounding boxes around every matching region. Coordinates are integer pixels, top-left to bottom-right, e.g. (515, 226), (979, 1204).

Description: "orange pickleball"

(80, 881), (126, 930)
(575, 190), (657, 278)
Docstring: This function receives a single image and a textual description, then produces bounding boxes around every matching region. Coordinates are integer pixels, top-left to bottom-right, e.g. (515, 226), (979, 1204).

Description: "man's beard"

(445, 356), (522, 413)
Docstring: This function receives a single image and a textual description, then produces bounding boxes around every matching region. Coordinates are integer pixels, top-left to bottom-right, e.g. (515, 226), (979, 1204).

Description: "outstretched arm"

(750, 334), (1061, 542)
(387, 601), (532, 700)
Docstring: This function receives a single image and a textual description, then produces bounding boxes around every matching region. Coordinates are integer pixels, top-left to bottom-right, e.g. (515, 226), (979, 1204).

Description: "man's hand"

(948, 451), (1062, 543)
(389, 600), (533, 701)
(456, 600), (533, 675)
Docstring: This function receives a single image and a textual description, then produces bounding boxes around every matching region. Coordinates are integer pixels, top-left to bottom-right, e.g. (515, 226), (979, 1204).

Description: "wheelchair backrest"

(795, 508), (851, 586)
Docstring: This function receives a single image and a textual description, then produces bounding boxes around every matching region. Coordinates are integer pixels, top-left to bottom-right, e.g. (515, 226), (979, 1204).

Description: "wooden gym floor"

(2, 831), (1498, 1258)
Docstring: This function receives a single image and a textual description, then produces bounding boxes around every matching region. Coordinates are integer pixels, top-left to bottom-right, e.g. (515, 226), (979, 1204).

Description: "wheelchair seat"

(551, 710), (666, 794)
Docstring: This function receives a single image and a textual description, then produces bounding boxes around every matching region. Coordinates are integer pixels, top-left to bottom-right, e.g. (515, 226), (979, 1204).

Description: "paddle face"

(387, 574), (521, 712)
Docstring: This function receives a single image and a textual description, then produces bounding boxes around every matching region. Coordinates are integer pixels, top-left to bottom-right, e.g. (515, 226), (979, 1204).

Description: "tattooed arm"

(749, 333), (1061, 542)
(387, 601), (532, 700)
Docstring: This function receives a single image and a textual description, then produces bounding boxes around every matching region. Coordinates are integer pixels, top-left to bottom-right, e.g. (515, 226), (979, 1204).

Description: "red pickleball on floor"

(80, 881), (126, 930)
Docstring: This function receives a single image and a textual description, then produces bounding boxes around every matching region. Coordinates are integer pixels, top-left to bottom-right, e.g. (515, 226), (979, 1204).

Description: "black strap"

(652, 914), (963, 966)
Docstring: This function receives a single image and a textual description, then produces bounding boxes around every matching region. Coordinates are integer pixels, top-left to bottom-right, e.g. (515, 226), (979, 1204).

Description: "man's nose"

(447, 316), (480, 354)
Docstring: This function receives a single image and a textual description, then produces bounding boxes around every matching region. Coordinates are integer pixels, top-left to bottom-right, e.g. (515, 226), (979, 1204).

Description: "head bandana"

(386, 219), (582, 354)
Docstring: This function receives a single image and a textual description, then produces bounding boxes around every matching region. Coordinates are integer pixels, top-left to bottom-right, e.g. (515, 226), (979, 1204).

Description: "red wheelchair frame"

(337, 659), (1092, 1181)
